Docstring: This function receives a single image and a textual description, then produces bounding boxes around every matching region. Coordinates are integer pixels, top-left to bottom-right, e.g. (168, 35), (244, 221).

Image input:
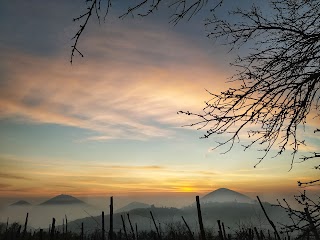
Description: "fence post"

(150, 211), (161, 240)
(217, 220), (224, 240)
(257, 196), (281, 240)
(196, 196), (206, 240)
(182, 216), (195, 240)
(109, 196), (113, 240)
(50, 218), (55, 240)
(127, 213), (135, 240)
(22, 213), (29, 238)
(81, 222), (84, 240)
(121, 215), (129, 240)
(102, 211), (105, 240)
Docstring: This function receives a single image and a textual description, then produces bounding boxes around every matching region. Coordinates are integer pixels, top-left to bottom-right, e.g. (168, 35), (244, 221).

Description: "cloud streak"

(0, 154), (311, 197)
(0, 20), (228, 142)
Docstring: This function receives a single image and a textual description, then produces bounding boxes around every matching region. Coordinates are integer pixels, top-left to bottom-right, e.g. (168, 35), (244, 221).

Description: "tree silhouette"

(179, 0), (320, 170)
(184, 0), (320, 181)
(71, 0), (222, 64)
(72, 0), (319, 183)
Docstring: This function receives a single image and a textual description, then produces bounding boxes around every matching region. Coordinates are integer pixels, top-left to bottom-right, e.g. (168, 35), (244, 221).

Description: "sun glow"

(180, 187), (195, 192)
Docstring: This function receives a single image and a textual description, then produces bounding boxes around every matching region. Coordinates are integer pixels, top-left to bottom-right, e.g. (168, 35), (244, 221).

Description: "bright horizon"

(0, 1), (319, 205)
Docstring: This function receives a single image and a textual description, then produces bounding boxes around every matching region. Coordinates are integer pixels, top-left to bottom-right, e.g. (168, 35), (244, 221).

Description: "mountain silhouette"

(115, 202), (150, 213)
(39, 194), (86, 205)
(201, 188), (253, 204)
(10, 200), (32, 206)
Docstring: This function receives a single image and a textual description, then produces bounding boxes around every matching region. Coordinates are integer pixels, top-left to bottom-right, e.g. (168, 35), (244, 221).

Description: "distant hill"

(10, 200), (32, 206)
(39, 194), (86, 205)
(116, 202), (150, 213)
(64, 202), (289, 234)
(201, 188), (253, 204)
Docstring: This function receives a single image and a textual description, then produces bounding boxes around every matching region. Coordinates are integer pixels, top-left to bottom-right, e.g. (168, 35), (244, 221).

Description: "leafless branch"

(179, 0), (320, 168)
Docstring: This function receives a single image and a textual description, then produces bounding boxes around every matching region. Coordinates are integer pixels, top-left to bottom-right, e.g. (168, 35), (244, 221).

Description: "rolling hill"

(39, 194), (87, 205)
(10, 200), (32, 206)
(201, 188), (253, 204)
(115, 202), (150, 213)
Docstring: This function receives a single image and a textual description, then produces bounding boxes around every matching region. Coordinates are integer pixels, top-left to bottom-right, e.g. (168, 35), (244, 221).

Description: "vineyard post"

(22, 212), (28, 238)
(109, 196), (113, 240)
(150, 211), (161, 240)
(217, 220), (224, 240)
(121, 215), (129, 240)
(196, 196), (206, 240)
(65, 215), (68, 236)
(182, 216), (195, 240)
(127, 213), (135, 240)
(102, 211), (105, 240)
(257, 196), (281, 240)
(50, 218), (55, 240)
(39, 229), (43, 240)
(135, 223), (138, 240)
(254, 227), (261, 240)
(81, 222), (84, 240)
(222, 222), (227, 240)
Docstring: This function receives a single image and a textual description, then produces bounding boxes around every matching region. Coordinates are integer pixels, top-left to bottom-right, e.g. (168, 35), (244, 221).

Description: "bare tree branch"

(178, 0), (320, 171)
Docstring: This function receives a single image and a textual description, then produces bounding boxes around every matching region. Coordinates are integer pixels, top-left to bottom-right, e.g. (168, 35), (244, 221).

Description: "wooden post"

(150, 211), (161, 240)
(22, 213), (29, 238)
(121, 215), (129, 240)
(254, 227), (261, 240)
(257, 196), (281, 240)
(102, 211), (105, 240)
(222, 222), (227, 240)
(196, 196), (206, 240)
(182, 216), (195, 240)
(81, 222), (84, 240)
(217, 220), (224, 240)
(39, 229), (43, 240)
(109, 197), (113, 240)
(260, 230), (265, 240)
(65, 215), (68, 236)
(16, 225), (22, 240)
(135, 223), (138, 240)
(5, 217), (9, 240)
(127, 213), (135, 240)
(50, 218), (55, 240)
(304, 207), (320, 240)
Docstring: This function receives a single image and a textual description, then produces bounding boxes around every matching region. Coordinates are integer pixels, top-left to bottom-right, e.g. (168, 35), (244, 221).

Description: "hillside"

(115, 202), (150, 213)
(65, 202), (289, 233)
(10, 200), (32, 206)
(39, 194), (86, 205)
(201, 188), (253, 204)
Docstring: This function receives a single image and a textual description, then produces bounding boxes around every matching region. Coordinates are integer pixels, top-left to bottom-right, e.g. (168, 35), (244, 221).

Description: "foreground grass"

(0, 221), (301, 240)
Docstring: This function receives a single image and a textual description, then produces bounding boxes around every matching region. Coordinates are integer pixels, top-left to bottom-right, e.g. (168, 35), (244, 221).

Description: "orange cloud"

(0, 21), (230, 142)
(0, 154), (311, 198)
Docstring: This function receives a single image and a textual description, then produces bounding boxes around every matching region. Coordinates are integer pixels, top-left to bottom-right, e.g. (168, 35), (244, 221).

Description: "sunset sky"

(0, 0), (319, 204)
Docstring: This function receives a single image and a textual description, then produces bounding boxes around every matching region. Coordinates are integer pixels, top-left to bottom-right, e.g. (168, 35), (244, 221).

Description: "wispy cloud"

(0, 21), (228, 141)
(0, 173), (33, 181)
(0, 154), (309, 197)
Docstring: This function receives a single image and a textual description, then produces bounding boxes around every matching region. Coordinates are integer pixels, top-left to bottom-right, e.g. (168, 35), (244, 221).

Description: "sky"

(0, 0), (319, 206)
